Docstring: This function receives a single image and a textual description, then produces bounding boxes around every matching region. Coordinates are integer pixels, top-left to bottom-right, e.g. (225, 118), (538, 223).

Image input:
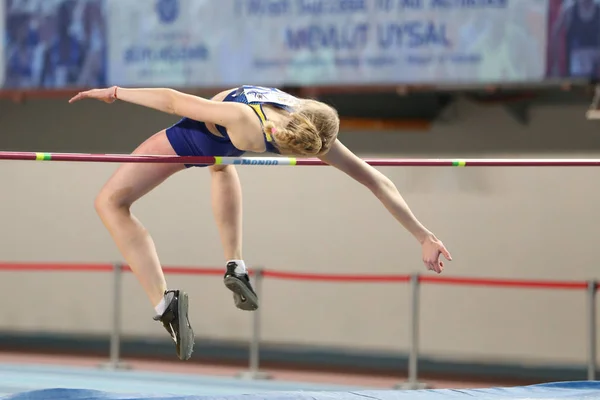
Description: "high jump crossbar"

(1, 151), (600, 167)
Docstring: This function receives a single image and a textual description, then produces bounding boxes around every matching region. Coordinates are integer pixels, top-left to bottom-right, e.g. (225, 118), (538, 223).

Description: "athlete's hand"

(421, 234), (452, 274)
(69, 86), (117, 104)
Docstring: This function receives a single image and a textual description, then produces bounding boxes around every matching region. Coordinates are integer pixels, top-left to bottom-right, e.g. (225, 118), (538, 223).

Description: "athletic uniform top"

(165, 85), (301, 166)
(219, 85), (301, 154)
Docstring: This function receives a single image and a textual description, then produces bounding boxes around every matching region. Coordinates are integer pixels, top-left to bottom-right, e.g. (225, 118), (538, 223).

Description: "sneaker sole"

(177, 291), (195, 361)
(224, 276), (259, 311)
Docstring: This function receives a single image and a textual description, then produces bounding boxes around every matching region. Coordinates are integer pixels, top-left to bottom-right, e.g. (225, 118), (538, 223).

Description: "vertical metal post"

(237, 267), (271, 380)
(588, 280), (597, 381)
(395, 273), (429, 390)
(99, 262), (129, 370)
(249, 268), (263, 374)
(408, 273), (420, 385)
(109, 262), (123, 368)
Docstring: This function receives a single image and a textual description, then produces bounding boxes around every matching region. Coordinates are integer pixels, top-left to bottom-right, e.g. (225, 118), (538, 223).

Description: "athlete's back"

(224, 85), (300, 112)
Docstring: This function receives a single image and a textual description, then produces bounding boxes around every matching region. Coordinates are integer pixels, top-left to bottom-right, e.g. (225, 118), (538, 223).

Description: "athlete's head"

(263, 99), (339, 156)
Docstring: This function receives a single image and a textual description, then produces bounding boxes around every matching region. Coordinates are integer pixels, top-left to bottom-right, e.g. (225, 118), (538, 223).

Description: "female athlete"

(68, 85), (452, 361)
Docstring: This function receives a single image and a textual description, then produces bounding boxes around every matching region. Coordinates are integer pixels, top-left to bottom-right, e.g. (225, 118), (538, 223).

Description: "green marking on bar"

(35, 153), (52, 161)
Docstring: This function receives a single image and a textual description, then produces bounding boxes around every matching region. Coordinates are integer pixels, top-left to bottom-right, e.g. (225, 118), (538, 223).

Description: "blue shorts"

(165, 118), (245, 168)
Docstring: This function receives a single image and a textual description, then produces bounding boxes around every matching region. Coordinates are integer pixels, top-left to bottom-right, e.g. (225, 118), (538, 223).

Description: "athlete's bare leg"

(209, 164), (243, 261)
(209, 164), (258, 310)
(94, 130), (185, 307)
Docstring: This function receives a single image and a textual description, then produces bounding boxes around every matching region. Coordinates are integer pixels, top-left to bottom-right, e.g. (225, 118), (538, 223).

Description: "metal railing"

(0, 262), (596, 388)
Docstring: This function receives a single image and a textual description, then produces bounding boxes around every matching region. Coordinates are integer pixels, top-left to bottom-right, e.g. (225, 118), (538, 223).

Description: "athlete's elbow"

(165, 89), (180, 115)
(367, 174), (395, 196)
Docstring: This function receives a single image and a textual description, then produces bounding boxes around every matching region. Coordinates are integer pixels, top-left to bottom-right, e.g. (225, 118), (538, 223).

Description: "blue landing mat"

(3, 382), (600, 400)
(0, 364), (366, 397)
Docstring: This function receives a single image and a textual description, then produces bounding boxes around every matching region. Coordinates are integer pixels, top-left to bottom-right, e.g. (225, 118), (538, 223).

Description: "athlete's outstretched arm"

(319, 140), (451, 273)
(69, 86), (245, 127)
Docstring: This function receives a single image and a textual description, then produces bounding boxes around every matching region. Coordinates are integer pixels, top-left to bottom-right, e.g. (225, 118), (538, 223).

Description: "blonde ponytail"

(264, 116), (322, 156)
(266, 99), (339, 156)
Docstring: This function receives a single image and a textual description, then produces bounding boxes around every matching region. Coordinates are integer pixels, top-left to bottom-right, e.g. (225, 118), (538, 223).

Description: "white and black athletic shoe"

(153, 290), (194, 360)
(223, 261), (259, 311)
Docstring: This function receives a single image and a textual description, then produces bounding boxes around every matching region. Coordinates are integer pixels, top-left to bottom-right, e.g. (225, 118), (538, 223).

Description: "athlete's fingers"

(69, 92), (88, 103)
(440, 245), (452, 261)
(69, 90), (106, 103)
(425, 259), (440, 274)
(433, 260), (442, 274)
(423, 260), (430, 271)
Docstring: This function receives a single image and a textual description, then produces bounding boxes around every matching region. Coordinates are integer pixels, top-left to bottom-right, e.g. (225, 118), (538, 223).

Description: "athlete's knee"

(209, 164), (235, 175)
(94, 187), (133, 216)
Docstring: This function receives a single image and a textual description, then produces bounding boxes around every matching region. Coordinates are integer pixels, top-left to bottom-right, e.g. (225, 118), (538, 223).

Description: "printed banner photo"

(546, 0), (600, 79)
(3, 0), (107, 89)
(0, 0), (4, 87)
(106, 0), (216, 87)
(107, 0), (549, 87)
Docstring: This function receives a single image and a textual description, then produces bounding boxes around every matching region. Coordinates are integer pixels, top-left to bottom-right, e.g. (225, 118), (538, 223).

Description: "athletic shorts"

(165, 118), (244, 168)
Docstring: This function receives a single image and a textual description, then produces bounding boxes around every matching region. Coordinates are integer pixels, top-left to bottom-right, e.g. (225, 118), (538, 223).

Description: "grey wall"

(1, 96), (600, 369)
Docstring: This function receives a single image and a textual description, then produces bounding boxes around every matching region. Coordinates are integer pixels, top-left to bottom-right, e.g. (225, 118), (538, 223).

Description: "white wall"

(0, 97), (599, 367)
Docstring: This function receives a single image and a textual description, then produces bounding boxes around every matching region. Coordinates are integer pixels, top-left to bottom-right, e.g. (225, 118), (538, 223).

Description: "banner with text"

(107, 0), (550, 87)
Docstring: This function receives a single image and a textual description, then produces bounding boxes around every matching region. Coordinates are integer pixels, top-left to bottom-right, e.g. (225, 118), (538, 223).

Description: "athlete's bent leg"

(95, 130), (182, 305)
(94, 130), (194, 360)
(209, 165), (258, 311)
(210, 165), (242, 260)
